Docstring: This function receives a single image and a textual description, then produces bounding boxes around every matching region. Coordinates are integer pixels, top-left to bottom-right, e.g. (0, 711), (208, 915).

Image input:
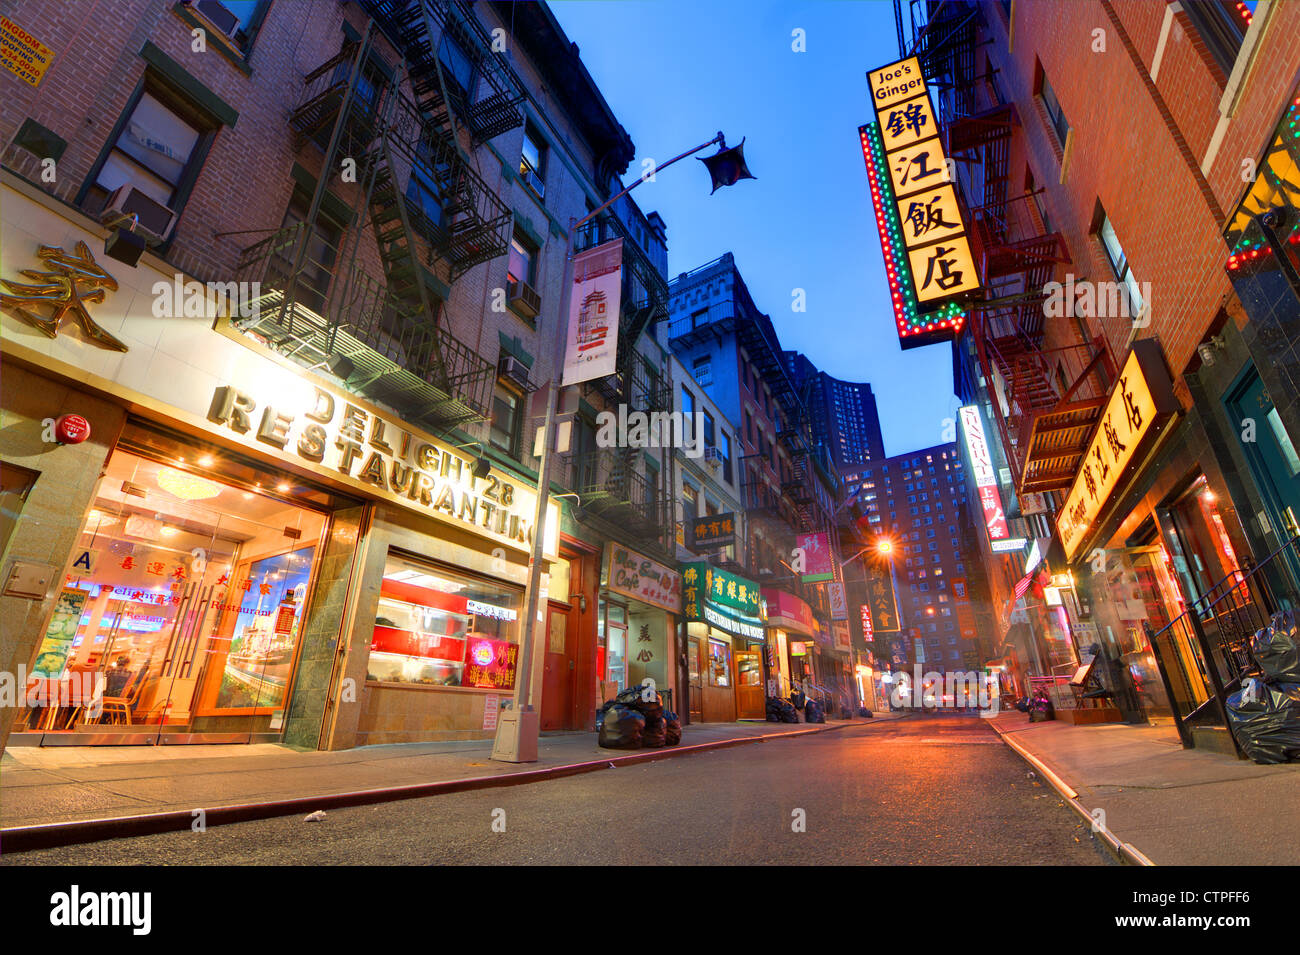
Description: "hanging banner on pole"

(561, 238), (623, 386)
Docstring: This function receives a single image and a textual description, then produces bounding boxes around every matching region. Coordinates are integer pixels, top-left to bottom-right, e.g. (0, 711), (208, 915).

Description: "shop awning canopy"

(761, 587), (816, 635)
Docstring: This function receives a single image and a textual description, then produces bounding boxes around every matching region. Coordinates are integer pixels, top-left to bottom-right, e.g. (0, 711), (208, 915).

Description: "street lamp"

(491, 132), (755, 763)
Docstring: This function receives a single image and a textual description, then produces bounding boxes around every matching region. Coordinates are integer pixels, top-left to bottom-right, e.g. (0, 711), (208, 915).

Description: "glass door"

(24, 446), (327, 743)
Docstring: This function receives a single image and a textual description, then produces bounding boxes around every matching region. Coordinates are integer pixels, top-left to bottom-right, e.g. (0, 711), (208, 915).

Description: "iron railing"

(1144, 535), (1300, 752)
(235, 224), (494, 426)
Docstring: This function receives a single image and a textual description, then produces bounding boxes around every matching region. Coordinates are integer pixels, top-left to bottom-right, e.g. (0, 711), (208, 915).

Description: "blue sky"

(550, 0), (963, 458)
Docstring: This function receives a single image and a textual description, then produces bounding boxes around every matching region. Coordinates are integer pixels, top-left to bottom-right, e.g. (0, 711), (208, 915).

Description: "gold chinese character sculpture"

(1, 241), (127, 351)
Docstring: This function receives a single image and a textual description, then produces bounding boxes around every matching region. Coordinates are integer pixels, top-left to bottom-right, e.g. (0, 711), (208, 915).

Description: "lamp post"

(491, 133), (755, 763)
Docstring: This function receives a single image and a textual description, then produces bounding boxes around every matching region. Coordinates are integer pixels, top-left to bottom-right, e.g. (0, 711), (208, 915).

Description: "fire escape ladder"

(364, 0), (525, 144)
(366, 136), (451, 392)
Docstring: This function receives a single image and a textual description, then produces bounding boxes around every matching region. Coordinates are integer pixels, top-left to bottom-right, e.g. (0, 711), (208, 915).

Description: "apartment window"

(520, 124), (546, 199)
(1094, 204), (1146, 318)
(683, 482), (699, 520)
(1036, 67), (1070, 149)
(438, 29), (475, 101)
(191, 0), (271, 55)
(83, 88), (210, 222)
(703, 410), (716, 447)
(694, 354), (713, 386)
(692, 307), (708, 330)
(720, 431), (733, 484)
(275, 186), (344, 313)
(407, 143), (447, 238)
(681, 385), (695, 419)
(1181, 0), (1252, 78)
(507, 232), (538, 288)
(489, 382), (522, 456)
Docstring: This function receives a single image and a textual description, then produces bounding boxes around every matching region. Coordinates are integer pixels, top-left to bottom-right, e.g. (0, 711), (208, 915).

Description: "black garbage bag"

(598, 704), (645, 749)
(804, 699), (825, 724)
(857, 707), (873, 718)
(641, 720), (667, 747)
(1252, 611), (1300, 684)
(1226, 678), (1300, 764)
(766, 696), (798, 723)
(664, 712), (682, 746)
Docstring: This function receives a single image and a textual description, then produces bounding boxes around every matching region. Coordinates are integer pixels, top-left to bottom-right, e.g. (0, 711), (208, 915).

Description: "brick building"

(0, 0), (681, 750)
(890, 0), (1300, 744)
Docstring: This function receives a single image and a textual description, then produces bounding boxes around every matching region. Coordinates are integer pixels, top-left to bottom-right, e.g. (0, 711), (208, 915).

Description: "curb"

(0, 718), (875, 854)
(988, 720), (1154, 867)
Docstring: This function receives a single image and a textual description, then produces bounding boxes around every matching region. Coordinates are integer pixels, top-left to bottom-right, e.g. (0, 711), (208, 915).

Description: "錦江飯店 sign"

(1056, 341), (1180, 562)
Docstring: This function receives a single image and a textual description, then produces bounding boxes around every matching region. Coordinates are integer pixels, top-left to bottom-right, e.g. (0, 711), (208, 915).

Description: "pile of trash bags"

(803, 697), (826, 723)
(597, 683), (682, 750)
(765, 696), (799, 723)
(1226, 610), (1300, 764)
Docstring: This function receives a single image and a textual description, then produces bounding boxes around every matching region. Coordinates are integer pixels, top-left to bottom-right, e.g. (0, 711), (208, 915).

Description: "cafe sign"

(206, 380), (558, 556)
(1056, 340), (1180, 562)
(681, 562), (764, 641)
(603, 543), (682, 614)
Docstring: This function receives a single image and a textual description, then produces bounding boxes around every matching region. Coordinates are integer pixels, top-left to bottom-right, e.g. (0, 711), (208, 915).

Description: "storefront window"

(605, 601), (627, 688)
(707, 639), (731, 687)
(370, 555), (522, 689)
(21, 444), (327, 737)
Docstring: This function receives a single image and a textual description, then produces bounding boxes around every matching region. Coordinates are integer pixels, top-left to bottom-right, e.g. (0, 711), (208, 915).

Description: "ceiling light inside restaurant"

(156, 466), (223, 501)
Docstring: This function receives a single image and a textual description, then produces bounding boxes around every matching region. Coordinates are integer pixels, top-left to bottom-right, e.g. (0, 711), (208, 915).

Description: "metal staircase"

(362, 0), (525, 144)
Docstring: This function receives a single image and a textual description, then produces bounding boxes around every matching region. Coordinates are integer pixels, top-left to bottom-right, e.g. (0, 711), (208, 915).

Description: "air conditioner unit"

(703, 447), (724, 470)
(195, 0), (242, 38)
(497, 354), (532, 392)
(507, 279), (541, 319)
(100, 185), (176, 244)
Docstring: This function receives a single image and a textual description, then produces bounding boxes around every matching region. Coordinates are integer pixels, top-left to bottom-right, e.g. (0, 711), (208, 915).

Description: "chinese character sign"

(797, 532), (834, 583)
(960, 405), (1010, 543)
(1056, 341), (1180, 561)
(862, 56), (979, 349)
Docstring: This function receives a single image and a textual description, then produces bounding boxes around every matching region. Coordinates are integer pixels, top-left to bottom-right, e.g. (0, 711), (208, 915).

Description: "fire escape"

(234, 10), (519, 431)
(558, 211), (675, 552)
(904, 0), (1114, 496)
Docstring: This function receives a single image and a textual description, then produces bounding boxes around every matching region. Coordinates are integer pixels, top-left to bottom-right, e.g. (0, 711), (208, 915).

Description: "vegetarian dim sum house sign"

(860, 56), (979, 349)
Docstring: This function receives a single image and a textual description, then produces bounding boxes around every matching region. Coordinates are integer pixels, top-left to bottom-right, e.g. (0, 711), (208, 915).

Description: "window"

(507, 231), (538, 288)
(720, 431), (733, 484)
(1094, 205), (1146, 318)
(86, 89), (206, 219)
(681, 386), (695, 432)
(489, 383), (521, 456)
(692, 307), (708, 330)
(193, 0), (271, 55)
(520, 124), (546, 199)
(683, 482), (699, 520)
(438, 29), (475, 101)
(273, 186), (344, 313)
(703, 411), (716, 448)
(1037, 67), (1070, 149)
(1181, 0), (1252, 78)
(693, 354), (713, 386)
(372, 556), (522, 689)
(407, 141), (447, 238)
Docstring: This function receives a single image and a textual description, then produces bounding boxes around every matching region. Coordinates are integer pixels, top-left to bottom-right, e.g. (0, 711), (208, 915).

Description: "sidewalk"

(987, 711), (1300, 866)
(0, 714), (902, 850)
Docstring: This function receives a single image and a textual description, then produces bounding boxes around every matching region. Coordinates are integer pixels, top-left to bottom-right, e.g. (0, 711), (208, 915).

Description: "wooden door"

(734, 650), (765, 719)
(687, 637), (703, 723)
(541, 604), (573, 730)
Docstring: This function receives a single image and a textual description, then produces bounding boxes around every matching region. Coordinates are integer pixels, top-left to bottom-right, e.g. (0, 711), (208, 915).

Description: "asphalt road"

(3, 716), (1113, 865)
